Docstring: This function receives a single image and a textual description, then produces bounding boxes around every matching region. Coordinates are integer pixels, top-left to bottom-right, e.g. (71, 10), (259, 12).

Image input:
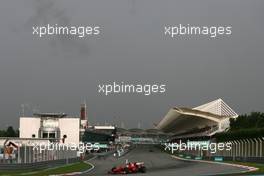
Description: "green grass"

(223, 161), (264, 175)
(159, 146), (264, 175)
(0, 161), (92, 176)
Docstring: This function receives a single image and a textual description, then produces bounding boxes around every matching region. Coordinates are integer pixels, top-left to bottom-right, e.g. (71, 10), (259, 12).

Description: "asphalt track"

(83, 145), (247, 176)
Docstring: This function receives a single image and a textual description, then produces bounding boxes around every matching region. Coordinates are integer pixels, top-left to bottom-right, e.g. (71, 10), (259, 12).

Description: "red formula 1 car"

(108, 162), (146, 174)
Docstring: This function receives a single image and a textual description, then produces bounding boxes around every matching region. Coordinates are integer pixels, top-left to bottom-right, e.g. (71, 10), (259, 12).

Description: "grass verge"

(223, 161), (264, 175)
(159, 146), (264, 175)
(0, 161), (92, 176)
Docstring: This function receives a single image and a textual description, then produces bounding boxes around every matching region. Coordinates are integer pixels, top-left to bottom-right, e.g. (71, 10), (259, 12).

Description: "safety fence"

(0, 157), (80, 171)
(212, 137), (264, 158)
(176, 137), (264, 163)
(0, 144), (78, 164)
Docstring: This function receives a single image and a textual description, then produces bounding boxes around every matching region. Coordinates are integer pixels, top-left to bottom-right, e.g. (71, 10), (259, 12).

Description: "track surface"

(83, 145), (247, 176)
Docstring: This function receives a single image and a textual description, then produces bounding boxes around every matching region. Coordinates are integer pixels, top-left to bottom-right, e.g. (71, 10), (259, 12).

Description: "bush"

(230, 112), (264, 131)
(215, 128), (264, 142)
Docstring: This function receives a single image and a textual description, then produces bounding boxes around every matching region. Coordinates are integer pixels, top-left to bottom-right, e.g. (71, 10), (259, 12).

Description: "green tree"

(215, 112), (264, 141)
(5, 126), (17, 137)
(230, 112), (264, 131)
(0, 130), (6, 137)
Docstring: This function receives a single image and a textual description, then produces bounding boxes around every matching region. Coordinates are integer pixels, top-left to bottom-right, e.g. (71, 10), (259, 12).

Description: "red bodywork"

(108, 162), (146, 174)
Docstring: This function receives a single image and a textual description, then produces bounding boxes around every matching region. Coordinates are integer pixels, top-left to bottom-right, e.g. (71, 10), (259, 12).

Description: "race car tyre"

(124, 167), (130, 174)
(139, 166), (146, 173)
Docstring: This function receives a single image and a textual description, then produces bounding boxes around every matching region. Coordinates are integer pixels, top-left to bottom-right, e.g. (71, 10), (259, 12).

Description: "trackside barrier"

(0, 157), (80, 171)
(214, 138), (264, 159)
(0, 154), (94, 171)
(115, 148), (131, 157)
(0, 144), (78, 164)
(176, 137), (264, 163)
(93, 150), (116, 158)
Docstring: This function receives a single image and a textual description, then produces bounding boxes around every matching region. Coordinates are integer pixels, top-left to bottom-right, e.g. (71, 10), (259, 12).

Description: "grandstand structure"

(156, 98), (238, 138)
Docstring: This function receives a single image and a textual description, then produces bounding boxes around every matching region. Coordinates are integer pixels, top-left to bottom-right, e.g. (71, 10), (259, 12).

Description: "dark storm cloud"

(128, 0), (136, 15)
(0, 0), (263, 128)
(27, 0), (89, 59)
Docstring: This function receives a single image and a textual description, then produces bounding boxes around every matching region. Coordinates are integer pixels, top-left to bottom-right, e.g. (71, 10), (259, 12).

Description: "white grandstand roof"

(193, 98), (238, 118)
(156, 98), (238, 134)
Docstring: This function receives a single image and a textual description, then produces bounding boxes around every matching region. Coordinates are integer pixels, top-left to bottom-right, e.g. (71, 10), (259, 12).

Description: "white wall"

(19, 117), (80, 144)
(19, 117), (40, 138)
(59, 118), (80, 145)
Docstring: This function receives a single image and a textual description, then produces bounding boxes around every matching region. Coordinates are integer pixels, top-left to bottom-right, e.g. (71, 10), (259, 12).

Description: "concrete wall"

(0, 144), (78, 164)
(19, 117), (80, 144)
(0, 158), (80, 170)
(175, 137), (264, 163)
(59, 118), (80, 144)
(19, 117), (40, 138)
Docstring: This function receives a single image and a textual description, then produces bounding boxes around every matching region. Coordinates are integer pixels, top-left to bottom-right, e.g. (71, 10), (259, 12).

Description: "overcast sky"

(0, 0), (263, 129)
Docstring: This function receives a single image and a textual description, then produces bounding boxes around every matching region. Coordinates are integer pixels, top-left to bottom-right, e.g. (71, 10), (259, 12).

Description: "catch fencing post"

(17, 145), (21, 163)
(241, 139), (244, 157)
(252, 139), (255, 157)
(234, 141), (238, 158)
(249, 139), (254, 157)
(29, 146), (31, 163)
(229, 141), (232, 157)
(241, 139), (245, 157)
(226, 141), (230, 157)
(237, 140), (241, 157)
(260, 138), (264, 157)
(246, 139), (250, 157)
(24, 145), (27, 163)
(245, 139), (249, 157)
(254, 138), (259, 157)
(232, 141), (236, 160)
(254, 138), (257, 157)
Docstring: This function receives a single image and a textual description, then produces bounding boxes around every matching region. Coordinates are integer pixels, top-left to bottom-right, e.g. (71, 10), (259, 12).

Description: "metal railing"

(213, 137), (264, 158)
(176, 137), (264, 162)
(0, 144), (78, 164)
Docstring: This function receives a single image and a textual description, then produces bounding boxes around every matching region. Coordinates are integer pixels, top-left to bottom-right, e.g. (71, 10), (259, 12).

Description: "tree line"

(229, 112), (264, 130)
(0, 126), (19, 137)
(215, 112), (264, 141)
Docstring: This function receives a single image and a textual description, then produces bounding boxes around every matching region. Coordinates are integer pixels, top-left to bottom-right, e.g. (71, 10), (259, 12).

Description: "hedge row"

(214, 128), (264, 142)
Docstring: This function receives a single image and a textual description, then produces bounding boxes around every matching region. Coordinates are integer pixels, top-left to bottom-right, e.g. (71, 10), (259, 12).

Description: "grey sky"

(0, 0), (263, 128)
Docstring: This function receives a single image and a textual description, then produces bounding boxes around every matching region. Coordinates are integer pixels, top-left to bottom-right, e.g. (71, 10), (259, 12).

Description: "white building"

(19, 113), (80, 145)
(156, 98), (238, 136)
